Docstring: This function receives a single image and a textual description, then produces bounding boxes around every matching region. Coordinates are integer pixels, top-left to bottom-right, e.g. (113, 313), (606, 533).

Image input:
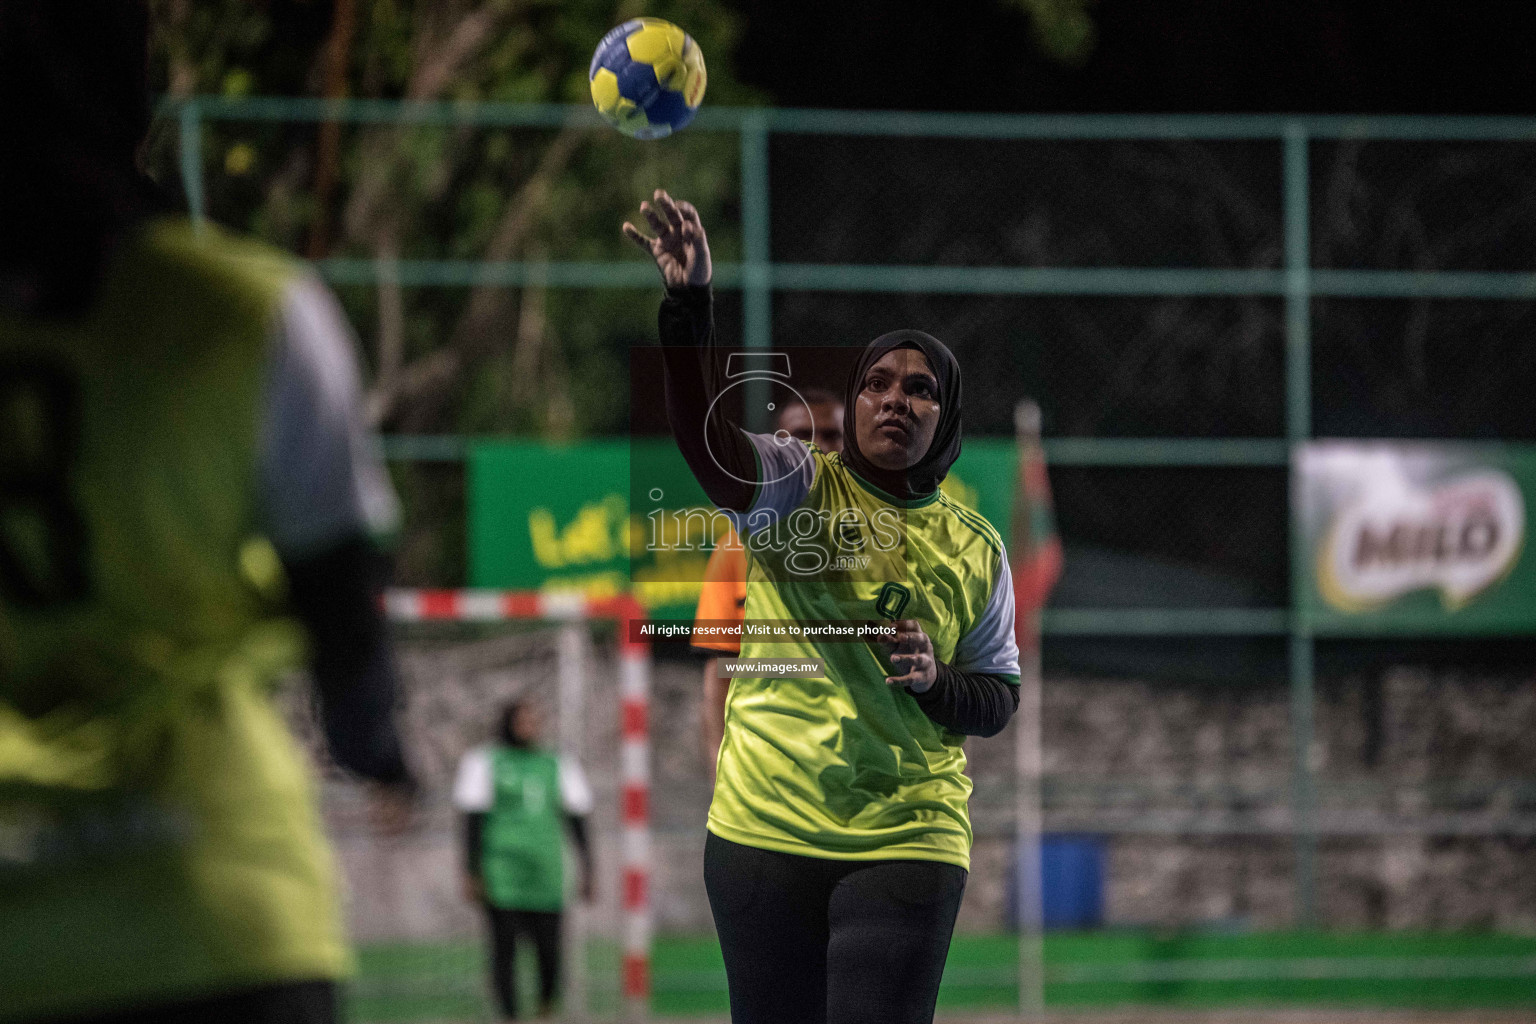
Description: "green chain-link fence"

(159, 99), (1536, 1012)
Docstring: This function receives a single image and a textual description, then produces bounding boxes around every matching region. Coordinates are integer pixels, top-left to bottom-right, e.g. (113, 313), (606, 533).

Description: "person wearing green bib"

(453, 701), (594, 1021)
(625, 192), (1022, 1024)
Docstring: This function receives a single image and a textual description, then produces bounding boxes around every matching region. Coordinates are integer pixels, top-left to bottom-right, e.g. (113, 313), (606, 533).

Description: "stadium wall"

(292, 641), (1536, 940)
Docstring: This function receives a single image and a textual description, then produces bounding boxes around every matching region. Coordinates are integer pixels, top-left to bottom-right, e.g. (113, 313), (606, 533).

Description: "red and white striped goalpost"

(384, 588), (653, 1020)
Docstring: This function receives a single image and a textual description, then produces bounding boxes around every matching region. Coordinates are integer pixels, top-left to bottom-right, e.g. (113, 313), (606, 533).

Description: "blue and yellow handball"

(589, 18), (706, 139)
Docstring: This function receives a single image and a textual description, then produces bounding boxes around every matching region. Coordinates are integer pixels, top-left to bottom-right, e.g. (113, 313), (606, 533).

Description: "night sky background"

(732, 1), (1534, 114)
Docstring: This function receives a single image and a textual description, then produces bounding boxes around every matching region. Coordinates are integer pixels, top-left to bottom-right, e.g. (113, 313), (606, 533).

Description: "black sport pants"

(46, 980), (335, 1024)
(703, 832), (967, 1024)
(485, 906), (562, 1018)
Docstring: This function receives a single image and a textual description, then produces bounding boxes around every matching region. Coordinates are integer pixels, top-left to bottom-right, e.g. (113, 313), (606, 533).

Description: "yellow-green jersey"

(708, 437), (1020, 870)
(0, 217), (396, 1020)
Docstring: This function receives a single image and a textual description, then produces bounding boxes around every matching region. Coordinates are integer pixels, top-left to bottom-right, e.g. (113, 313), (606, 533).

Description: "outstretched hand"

(623, 189), (712, 289)
(885, 619), (938, 694)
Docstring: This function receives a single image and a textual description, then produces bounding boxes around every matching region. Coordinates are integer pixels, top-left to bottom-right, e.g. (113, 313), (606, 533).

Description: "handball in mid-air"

(589, 18), (706, 139)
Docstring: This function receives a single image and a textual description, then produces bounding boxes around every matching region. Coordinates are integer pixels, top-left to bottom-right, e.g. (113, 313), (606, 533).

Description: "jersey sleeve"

(721, 433), (817, 537)
(559, 756), (595, 816)
(256, 274), (401, 560)
(451, 746), (493, 812)
(952, 546), (1022, 681)
(693, 536), (747, 654)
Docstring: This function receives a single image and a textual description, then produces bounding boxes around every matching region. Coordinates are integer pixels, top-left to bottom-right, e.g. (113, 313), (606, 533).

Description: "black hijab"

(840, 329), (963, 499)
(496, 701), (532, 748)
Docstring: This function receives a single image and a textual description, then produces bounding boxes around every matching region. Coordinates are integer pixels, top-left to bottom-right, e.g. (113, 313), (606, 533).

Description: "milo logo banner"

(1297, 442), (1536, 634)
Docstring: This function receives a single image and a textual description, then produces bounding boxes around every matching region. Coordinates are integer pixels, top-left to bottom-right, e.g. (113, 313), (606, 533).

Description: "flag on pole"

(1011, 401), (1062, 649)
(1011, 399), (1058, 1017)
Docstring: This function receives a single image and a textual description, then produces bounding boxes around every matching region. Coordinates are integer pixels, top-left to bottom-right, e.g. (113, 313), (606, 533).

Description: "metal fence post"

(558, 622), (591, 1020)
(178, 99), (205, 231)
(1283, 119), (1319, 928)
(740, 110), (772, 430)
(1015, 401), (1048, 1017)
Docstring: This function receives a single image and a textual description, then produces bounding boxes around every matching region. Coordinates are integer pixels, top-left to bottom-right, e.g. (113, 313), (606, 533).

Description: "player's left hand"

(885, 619), (937, 694)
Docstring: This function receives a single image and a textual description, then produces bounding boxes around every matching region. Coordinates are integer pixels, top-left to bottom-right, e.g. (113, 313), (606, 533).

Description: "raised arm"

(623, 190), (757, 512)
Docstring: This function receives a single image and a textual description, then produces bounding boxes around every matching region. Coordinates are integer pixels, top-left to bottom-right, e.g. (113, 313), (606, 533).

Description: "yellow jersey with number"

(706, 442), (1019, 869)
(0, 218), (347, 1020)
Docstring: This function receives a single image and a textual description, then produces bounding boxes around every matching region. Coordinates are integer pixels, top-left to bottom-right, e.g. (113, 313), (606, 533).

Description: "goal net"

(289, 590), (652, 1024)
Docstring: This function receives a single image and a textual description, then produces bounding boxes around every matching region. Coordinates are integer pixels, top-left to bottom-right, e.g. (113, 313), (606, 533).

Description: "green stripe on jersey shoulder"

(938, 493), (1003, 555)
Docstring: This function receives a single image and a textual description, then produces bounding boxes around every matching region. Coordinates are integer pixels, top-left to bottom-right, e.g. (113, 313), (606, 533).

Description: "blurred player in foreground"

(453, 700), (594, 1021)
(1, 3), (414, 1021)
(692, 389), (843, 781)
(626, 191), (1021, 1024)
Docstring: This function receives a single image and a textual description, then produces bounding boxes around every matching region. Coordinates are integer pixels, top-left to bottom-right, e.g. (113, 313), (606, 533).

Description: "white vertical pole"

(617, 632), (651, 1022)
(558, 622), (589, 1020)
(1015, 401), (1047, 1018)
(178, 99), (205, 232)
(1016, 647), (1046, 1017)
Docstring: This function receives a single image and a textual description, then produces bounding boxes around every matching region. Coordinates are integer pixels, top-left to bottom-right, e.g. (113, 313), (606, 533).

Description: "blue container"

(1008, 834), (1105, 929)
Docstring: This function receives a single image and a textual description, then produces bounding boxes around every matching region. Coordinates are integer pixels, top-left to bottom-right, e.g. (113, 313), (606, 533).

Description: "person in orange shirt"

(693, 388), (844, 780)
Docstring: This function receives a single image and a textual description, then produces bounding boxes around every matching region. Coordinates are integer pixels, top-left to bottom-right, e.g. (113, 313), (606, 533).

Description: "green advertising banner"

(469, 438), (1018, 621)
(1296, 442), (1536, 635)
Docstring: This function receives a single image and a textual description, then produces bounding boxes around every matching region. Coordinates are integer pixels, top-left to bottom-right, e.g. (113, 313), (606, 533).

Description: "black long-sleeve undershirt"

(912, 665), (1021, 738)
(658, 283), (756, 512)
(283, 535), (414, 787)
(657, 284), (1019, 738)
(464, 812), (482, 876)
